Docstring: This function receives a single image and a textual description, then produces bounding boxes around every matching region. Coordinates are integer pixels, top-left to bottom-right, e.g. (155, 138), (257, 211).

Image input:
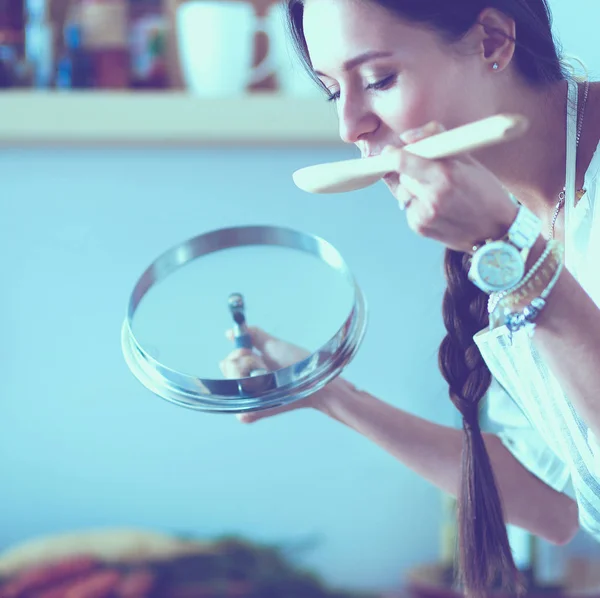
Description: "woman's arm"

(316, 379), (580, 545)
(524, 236), (600, 439)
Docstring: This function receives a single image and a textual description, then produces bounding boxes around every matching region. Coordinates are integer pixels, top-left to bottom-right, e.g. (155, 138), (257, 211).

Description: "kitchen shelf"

(0, 91), (342, 145)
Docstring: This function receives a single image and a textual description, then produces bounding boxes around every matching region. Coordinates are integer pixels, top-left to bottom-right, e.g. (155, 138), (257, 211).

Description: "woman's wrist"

(311, 377), (364, 417)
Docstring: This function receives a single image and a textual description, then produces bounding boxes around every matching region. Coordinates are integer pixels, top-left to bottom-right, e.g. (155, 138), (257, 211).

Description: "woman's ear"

(470, 7), (517, 71)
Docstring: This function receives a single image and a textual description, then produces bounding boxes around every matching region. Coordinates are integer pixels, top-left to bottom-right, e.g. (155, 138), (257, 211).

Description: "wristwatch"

(468, 202), (541, 294)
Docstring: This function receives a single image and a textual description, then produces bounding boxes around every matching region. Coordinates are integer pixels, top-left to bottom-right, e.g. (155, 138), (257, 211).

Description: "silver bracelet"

(504, 255), (565, 344)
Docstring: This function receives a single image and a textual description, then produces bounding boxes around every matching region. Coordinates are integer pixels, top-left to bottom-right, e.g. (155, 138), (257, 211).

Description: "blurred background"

(0, 0), (599, 597)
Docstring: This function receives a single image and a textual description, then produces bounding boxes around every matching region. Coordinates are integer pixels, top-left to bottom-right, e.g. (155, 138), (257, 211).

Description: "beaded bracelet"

(487, 240), (563, 330)
(502, 242), (563, 308)
(503, 250), (565, 344)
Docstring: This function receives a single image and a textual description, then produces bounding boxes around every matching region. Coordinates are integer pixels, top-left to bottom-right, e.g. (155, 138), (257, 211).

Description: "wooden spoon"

(292, 113), (529, 194)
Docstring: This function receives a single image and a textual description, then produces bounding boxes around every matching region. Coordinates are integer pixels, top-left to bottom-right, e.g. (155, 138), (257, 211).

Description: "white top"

(475, 139), (600, 538)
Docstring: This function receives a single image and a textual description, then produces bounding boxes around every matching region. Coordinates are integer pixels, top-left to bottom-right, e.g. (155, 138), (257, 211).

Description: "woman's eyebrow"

(314, 50), (394, 76)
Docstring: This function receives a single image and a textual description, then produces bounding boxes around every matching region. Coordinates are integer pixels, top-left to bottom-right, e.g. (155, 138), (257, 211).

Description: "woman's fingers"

(400, 120), (477, 166)
(235, 401), (303, 424)
(225, 327), (310, 370)
(219, 348), (267, 379)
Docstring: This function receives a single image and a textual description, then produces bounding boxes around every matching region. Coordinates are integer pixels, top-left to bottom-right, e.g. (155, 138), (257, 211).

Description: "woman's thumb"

(225, 326), (275, 352)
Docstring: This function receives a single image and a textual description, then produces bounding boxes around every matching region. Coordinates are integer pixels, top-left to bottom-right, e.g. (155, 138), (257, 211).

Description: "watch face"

(475, 244), (525, 291)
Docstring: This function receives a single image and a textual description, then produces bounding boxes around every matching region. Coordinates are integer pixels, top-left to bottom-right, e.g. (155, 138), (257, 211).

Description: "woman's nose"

(337, 96), (378, 144)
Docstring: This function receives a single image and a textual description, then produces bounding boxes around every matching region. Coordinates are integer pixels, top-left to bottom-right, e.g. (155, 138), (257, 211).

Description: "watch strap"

(507, 204), (542, 250)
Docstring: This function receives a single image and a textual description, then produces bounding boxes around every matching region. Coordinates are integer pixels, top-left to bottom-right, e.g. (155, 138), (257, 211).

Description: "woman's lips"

(361, 146), (401, 189)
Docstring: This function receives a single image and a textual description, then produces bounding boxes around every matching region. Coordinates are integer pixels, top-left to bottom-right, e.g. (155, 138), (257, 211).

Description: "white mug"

(264, 2), (323, 98)
(177, 0), (274, 97)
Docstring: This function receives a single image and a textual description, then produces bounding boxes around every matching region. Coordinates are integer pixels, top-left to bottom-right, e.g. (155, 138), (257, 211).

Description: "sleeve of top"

(574, 156), (600, 482)
(587, 428), (600, 480)
(481, 377), (572, 495)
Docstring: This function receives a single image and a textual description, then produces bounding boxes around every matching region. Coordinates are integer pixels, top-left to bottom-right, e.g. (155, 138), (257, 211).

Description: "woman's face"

(302, 0), (496, 193)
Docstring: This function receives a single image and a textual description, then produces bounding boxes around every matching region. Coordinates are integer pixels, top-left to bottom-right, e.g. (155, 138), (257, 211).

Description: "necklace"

(548, 78), (590, 240)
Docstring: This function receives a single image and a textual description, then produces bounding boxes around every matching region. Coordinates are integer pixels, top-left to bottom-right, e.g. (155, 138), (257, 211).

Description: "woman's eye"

(325, 73), (396, 103)
(366, 74), (396, 91)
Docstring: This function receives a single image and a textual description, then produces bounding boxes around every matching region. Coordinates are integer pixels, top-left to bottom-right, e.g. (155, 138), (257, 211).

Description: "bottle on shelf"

(129, 0), (169, 89)
(0, 0), (26, 55)
(79, 0), (130, 89)
(56, 19), (95, 89)
(0, 0), (29, 88)
(25, 0), (54, 88)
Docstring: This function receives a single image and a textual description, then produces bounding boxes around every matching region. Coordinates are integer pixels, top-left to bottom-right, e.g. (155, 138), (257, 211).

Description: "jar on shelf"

(0, 0), (26, 47)
(129, 0), (169, 89)
(55, 19), (95, 89)
(0, 0), (28, 87)
(80, 0), (130, 88)
(25, 0), (55, 88)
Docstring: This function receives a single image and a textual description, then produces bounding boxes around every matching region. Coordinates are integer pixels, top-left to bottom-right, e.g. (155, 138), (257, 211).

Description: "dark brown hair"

(284, 1), (569, 596)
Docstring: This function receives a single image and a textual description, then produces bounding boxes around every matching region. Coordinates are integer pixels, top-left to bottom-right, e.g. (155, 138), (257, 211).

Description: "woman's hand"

(389, 121), (519, 254)
(219, 327), (338, 423)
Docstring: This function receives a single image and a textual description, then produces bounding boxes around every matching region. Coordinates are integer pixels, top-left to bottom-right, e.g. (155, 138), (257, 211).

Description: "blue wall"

(1, 146), (451, 591)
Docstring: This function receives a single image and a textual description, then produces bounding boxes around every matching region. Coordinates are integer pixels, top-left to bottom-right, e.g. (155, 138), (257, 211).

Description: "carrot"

(2, 556), (100, 597)
(114, 569), (156, 598)
(63, 569), (122, 598)
(31, 569), (121, 598)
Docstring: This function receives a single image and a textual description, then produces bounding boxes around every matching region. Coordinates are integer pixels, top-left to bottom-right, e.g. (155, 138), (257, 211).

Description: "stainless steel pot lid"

(121, 225), (368, 413)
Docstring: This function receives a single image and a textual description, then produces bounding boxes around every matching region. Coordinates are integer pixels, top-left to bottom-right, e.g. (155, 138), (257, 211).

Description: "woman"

(219, 1), (600, 595)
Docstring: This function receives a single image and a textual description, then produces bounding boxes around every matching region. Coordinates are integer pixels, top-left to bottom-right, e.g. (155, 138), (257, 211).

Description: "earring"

(492, 62), (499, 70)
